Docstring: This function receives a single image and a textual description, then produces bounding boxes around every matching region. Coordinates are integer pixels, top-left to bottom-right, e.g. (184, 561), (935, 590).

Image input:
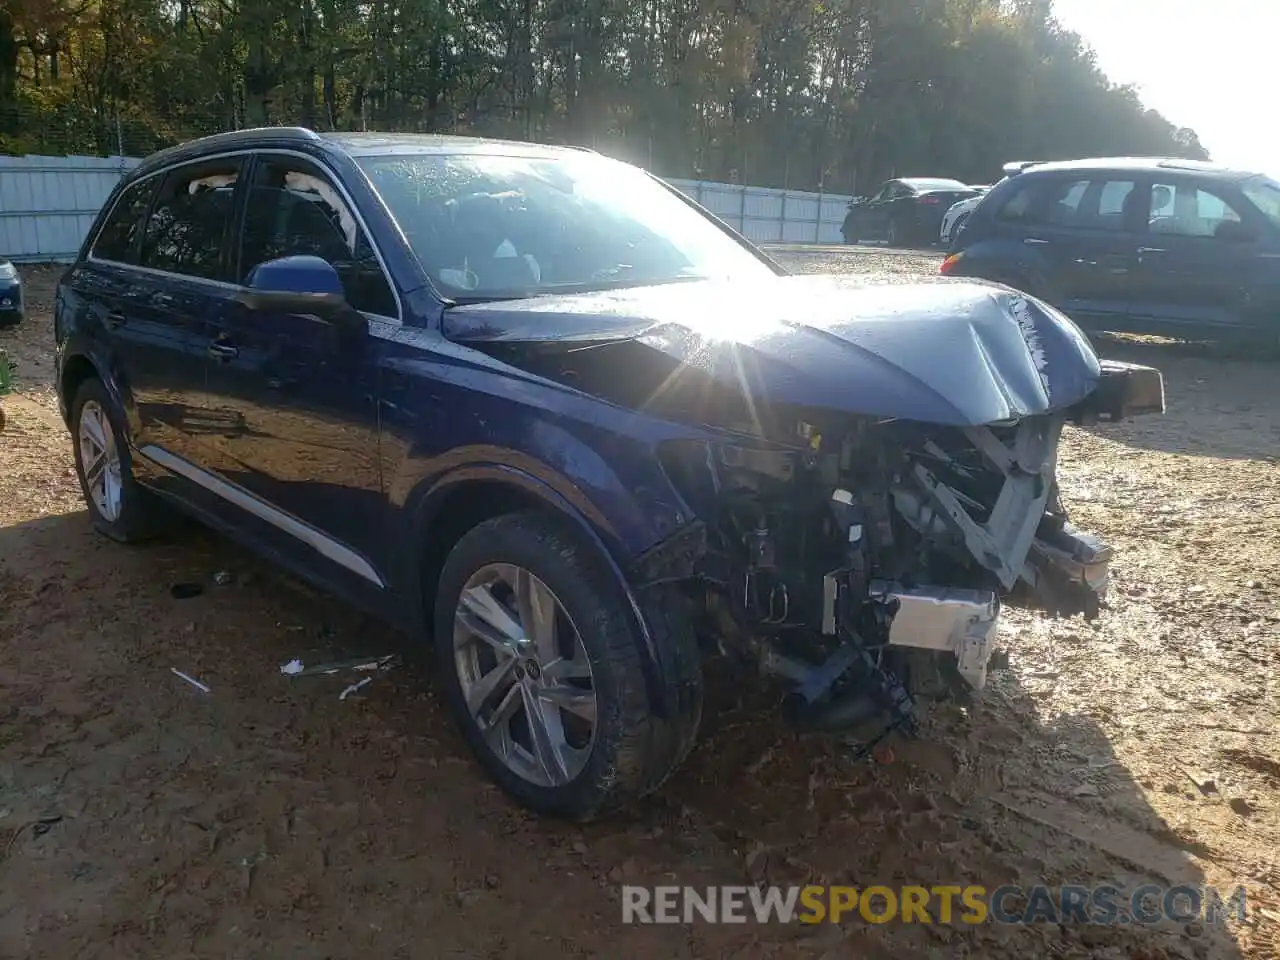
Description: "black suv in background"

(942, 158), (1280, 341)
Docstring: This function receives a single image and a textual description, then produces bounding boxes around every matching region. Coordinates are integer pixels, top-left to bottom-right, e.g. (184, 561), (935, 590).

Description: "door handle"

(207, 342), (239, 361)
(105, 310), (127, 329)
(1023, 238), (1049, 246)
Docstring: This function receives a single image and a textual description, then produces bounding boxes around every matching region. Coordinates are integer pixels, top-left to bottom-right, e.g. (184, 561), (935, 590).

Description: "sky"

(1051, 0), (1279, 177)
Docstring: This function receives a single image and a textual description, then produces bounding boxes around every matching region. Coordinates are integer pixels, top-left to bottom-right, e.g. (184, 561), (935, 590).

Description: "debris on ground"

(279, 654), (399, 677)
(338, 677), (373, 701)
(170, 667), (211, 693)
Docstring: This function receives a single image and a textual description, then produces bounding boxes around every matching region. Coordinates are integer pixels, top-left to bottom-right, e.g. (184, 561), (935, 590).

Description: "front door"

(197, 152), (399, 590)
(864, 181), (904, 240)
(1127, 179), (1262, 332)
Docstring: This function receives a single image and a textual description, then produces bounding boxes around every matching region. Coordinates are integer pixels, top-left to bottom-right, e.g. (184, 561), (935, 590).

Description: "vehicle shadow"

(1081, 334), (1280, 463)
(0, 508), (1254, 958)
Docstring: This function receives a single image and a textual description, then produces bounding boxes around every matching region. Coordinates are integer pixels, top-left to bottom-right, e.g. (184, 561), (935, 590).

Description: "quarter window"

(92, 178), (157, 264)
(238, 158), (397, 318)
(138, 160), (242, 280)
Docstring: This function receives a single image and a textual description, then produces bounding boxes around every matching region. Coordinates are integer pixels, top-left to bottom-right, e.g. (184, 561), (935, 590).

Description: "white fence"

(666, 179), (854, 244)
(0, 154), (852, 262)
(0, 155), (140, 261)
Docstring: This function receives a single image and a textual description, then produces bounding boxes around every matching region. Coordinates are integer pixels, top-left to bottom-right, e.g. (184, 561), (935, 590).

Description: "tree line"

(1, 0), (1208, 192)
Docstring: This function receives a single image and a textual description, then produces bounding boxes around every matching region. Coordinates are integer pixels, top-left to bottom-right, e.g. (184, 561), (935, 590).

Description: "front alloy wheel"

(434, 510), (703, 820)
(453, 562), (597, 787)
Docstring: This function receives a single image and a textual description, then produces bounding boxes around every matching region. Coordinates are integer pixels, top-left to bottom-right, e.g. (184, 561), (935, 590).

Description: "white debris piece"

(171, 668), (211, 693)
(338, 677), (373, 701)
(280, 659), (305, 676)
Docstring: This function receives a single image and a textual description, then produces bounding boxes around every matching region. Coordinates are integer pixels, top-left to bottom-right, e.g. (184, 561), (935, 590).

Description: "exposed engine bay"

(444, 276), (1167, 751)
(638, 407), (1121, 747)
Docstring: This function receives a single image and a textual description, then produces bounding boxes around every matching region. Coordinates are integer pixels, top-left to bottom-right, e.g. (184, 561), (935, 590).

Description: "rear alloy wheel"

(69, 378), (170, 542)
(434, 510), (702, 820)
(77, 399), (124, 524)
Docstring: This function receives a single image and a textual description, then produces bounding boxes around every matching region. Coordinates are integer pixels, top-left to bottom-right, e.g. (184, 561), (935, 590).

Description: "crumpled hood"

(443, 275), (1102, 426)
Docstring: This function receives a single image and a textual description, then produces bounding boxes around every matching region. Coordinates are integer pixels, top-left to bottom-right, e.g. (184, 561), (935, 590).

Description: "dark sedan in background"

(842, 178), (983, 246)
(0, 259), (23, 326)
(942, 157), (1280, 342)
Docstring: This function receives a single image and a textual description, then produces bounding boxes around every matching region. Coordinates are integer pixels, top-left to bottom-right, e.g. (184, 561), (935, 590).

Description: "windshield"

(357, 152), (777, 300)
(1241, 176), (1280, 230)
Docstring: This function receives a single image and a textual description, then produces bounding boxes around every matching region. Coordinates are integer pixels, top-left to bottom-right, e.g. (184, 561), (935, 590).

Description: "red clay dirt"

(1, 259), (1277, 959)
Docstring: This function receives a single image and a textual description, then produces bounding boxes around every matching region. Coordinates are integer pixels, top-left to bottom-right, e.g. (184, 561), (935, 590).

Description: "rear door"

(69, 158), (245, 470)
(194, 151), (396, 589)
(1127, 178), (1263, 332)
(127, 156), (249, 471)
(1003, 174), (1141, 323)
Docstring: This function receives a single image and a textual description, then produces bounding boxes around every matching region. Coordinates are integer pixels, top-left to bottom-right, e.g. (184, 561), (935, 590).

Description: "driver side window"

(238, 157), (398, 318)
(1148, 182), (1244, 239)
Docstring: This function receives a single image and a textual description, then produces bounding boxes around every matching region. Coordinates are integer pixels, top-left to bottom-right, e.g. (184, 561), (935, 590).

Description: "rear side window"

(1045, 180), (1089, 225)
(138, 160), (243, 280)
(91, 178), (157, 264)
(238, 156), (397, 318)
(1002, 177), (1137, 232)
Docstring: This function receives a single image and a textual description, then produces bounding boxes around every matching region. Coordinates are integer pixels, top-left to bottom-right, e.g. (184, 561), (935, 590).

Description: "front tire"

(887, 217), (903, 246)
(69, 378), (167, 542)
(433, 510), (703, 820)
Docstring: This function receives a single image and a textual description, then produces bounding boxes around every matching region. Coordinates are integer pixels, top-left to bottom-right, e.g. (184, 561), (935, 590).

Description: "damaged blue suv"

(55, 128), (1166, 820)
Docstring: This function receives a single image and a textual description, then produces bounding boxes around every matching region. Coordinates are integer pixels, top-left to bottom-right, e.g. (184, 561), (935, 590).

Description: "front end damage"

(635, 360), (1164, 747)
(445, 277), (1167, 748)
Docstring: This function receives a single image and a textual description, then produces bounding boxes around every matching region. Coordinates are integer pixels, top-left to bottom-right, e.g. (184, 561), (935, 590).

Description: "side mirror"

(238, 255), (365, 334)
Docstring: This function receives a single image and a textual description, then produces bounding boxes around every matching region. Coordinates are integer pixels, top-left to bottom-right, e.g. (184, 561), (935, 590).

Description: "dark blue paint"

(245, 254), (345, 297)
(443, 275), (1102, 426)
(54, 128), (1120, 716)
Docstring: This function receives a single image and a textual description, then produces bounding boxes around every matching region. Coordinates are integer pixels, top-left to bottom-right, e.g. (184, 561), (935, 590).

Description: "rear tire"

(433, 510), (703, 820)
(69, 378), (169, 543)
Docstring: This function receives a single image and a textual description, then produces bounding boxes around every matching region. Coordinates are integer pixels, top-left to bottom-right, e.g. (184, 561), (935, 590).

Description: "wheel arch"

(408, 465), (678, 718)
(57, 345), (137, 436)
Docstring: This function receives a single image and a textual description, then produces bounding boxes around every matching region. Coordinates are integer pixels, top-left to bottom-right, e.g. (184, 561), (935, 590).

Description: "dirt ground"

(2, 254), (1278, 959)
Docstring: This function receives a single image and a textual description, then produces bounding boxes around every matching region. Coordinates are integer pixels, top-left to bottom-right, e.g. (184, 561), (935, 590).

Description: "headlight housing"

(0, 262), (17, 281)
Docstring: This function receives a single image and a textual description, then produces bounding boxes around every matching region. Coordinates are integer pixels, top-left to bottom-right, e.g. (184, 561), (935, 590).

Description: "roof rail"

(195, 126), (321, 145)
(1001, 160), (1045, 176)
(132, 126), (323, 170)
